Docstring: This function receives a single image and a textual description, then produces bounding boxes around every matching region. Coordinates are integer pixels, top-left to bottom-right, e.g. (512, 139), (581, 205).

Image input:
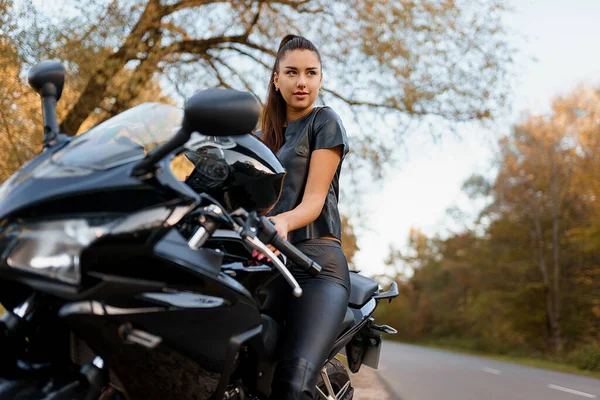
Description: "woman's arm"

(270, 146), (342, 239)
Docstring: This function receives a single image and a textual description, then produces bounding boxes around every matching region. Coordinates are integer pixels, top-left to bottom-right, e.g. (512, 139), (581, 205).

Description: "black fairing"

(0, 161), (193, 221)
(185, 134), (285, 215)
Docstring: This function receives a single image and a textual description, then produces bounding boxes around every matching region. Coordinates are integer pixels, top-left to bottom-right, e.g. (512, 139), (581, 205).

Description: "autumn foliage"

(378, 86), (600, 370)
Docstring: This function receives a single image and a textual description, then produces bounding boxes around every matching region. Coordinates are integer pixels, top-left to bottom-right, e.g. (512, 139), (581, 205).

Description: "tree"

(455, 86), (600, 352)
(491, 98), (585, 351)
(53, 0), (512, 133)
(0, 0), (43, 182)
(341, 215), (359, 267)
(378, 85), (600, 356)
(2, 0), (513, 174)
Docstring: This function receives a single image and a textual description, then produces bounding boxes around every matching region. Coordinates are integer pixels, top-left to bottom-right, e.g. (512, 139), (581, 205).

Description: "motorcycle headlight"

(0, 219), (107, 285)
(0, 202), (196, 285)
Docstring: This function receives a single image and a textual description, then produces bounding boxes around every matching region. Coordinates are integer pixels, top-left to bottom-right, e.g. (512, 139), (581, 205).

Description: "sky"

(351, 0), (600, 277)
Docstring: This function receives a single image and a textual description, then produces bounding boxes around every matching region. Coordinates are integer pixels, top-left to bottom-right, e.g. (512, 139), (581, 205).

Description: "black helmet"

(184, 134), (285, 215)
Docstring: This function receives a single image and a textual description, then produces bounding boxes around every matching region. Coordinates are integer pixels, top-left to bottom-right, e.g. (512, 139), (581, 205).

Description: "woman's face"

(274, 49), (322, 115)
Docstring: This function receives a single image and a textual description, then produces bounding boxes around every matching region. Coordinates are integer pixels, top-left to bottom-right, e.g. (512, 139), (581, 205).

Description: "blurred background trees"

(0, 0), (512, 179)
(377, 86), (600, 370)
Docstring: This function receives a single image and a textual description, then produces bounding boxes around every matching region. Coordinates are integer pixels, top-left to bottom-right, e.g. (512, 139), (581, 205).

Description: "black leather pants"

(267, 239), (350, 400)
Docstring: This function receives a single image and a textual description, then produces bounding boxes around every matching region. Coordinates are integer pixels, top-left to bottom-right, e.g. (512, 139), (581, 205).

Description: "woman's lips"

(293, 92), (308, 99)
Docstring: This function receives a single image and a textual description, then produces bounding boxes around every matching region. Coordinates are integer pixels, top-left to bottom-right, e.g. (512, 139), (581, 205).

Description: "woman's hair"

(261, 35), (322, 153)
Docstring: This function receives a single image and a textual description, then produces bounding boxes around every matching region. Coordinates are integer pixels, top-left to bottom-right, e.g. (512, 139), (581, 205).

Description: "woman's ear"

(273, 72), (279, 90)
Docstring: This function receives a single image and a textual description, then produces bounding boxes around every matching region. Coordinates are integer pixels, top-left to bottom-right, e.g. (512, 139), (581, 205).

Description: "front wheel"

(315, 358), (353, 399)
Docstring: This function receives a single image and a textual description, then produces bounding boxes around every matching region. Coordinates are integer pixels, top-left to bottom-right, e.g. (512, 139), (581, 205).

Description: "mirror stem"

(132, 126), (191, 177)
(27, 60), (65, 147)
(41, 93), (59, 147)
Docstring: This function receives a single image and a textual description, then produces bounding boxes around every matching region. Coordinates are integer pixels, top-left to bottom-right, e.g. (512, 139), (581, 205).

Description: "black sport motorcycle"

(0, 60), (398, 399)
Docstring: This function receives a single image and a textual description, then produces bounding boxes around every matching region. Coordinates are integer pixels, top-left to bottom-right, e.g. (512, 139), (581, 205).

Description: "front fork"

(0, 294), (108, 399)
(0, 294), (38, 379)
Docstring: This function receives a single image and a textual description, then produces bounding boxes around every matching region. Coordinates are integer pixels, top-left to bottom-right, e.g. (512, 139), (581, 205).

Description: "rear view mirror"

(182, 88), (260, 136)
(28, 60), (65, 146)
(28, 60), (65, 101)
(133, 89), (259, 177)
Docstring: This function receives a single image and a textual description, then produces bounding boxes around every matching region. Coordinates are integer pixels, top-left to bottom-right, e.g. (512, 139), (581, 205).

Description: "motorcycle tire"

(315, 358), (353, 399)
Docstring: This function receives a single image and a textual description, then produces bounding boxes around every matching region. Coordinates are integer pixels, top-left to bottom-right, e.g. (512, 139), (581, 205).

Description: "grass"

(396, 339), (600, 380)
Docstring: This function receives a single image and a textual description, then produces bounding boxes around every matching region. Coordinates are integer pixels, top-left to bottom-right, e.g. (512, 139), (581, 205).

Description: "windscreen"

(52, 103), (182, 170)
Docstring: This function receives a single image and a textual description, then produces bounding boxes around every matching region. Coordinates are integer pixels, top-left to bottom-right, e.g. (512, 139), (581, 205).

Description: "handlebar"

(188, 205), (323, 297)
(256, 217), (322, 277)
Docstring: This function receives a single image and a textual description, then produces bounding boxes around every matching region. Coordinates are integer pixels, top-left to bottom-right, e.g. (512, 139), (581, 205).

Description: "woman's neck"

(286, 105), (314, 124)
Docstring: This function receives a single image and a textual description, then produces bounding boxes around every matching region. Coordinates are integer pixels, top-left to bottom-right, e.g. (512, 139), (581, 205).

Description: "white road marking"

(482, 367), (502, 375)
(548, 384), (596, 398)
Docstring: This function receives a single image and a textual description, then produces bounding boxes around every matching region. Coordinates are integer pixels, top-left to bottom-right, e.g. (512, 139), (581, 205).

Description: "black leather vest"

(264, 106), (349, 244)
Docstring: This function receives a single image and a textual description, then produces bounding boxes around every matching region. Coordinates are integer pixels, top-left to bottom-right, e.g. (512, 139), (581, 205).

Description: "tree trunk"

(106, 29), (165, 117)
(532, 208), (561, 351)
(550, 158), (563, 351)
(59, 1), (163, 135)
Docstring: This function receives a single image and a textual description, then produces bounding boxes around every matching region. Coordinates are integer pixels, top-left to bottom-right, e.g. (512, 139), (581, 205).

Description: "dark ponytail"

(261, 35), (322, 153)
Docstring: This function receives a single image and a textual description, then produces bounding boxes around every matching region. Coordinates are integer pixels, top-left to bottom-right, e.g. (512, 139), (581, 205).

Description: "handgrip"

(257, 217), (322, 277)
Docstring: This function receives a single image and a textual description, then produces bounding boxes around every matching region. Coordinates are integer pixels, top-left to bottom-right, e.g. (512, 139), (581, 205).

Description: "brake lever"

(243, 235), (303, 298)
(206, 208), (303, 297)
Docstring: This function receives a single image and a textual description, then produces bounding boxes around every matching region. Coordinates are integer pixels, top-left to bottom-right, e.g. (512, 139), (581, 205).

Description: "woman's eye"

(286, 70), (296, 75)
(308, 71), (316, 76)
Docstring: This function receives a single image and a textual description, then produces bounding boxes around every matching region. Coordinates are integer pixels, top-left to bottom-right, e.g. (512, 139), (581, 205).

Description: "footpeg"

(372, 324), (397, 335)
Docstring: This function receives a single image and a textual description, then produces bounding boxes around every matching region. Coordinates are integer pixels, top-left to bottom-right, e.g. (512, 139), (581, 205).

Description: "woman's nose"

(297, 77), (307, 88)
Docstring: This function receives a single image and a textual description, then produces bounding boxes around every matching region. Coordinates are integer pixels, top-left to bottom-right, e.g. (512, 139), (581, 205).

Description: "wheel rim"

(315, 366), (351, 400)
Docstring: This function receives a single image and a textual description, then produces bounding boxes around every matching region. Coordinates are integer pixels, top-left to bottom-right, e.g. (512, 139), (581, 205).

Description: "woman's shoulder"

(314, 106), (342, 122)
(313, 106), (345, 133)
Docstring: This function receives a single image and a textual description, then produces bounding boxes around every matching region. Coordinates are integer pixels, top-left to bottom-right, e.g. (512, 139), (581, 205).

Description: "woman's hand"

(268, 214), (290, 240)
(252, 214), (289, 261)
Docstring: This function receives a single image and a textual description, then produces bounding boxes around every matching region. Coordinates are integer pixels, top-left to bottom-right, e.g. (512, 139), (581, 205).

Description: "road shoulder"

(351, 365), (399, 400)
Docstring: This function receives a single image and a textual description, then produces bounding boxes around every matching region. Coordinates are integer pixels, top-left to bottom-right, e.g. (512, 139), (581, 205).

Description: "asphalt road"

(377, 342), (600, 400)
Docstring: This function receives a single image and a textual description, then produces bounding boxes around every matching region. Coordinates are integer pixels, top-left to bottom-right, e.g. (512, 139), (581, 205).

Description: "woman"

(256, 35), (351, 400)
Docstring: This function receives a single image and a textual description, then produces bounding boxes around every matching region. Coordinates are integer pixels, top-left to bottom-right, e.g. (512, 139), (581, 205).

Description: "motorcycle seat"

(348, 272), (379, 308)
